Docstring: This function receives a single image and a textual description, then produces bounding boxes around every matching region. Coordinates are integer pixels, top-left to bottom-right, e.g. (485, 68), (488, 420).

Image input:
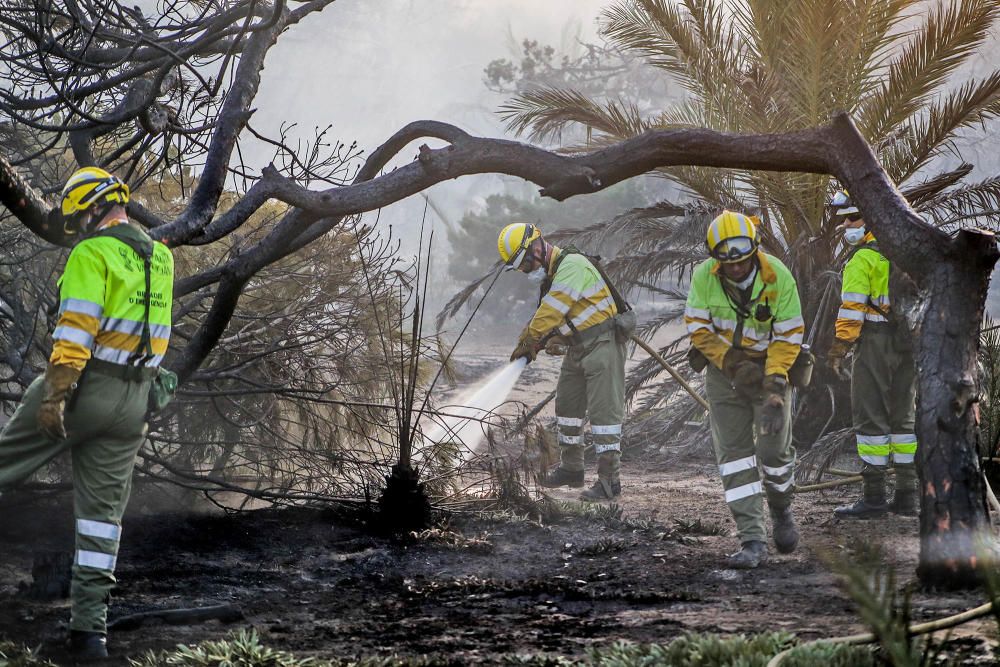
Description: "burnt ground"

(1, 345), (998, 664)
(0, 464), (998, 665)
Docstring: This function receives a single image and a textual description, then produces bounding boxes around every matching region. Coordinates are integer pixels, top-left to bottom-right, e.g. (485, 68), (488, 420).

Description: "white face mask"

(525, 267), (547, 284)
(844, 226), (867, 246)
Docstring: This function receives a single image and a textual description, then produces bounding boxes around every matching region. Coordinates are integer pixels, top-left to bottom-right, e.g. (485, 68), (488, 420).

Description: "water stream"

(422, 358), (528, 456)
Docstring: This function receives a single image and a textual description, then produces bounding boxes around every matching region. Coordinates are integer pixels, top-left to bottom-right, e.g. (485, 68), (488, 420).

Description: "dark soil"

(0, 463), (997, 665)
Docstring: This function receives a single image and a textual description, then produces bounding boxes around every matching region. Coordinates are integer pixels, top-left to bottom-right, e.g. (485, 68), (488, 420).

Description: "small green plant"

(129, 630), (327, 667)
(672, 518), (727, 536)
(584, 634), (873, 666)
(0, 641), (57, 667)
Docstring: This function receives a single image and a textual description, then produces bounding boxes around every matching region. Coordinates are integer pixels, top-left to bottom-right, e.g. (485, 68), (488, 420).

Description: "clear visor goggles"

(503, 224), (536, 271)
(711, 236), (756, 263)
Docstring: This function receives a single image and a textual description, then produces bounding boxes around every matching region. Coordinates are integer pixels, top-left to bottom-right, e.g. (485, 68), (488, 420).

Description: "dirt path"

(1, 463), (995, 664)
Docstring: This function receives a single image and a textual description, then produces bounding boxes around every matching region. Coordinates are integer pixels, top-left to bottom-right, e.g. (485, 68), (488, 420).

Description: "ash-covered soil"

(0, 464), (996, 665)
(1, 347), (996, 663)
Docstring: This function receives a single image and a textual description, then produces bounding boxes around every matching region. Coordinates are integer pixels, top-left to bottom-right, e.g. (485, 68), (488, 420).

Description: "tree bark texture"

(0, 108), (995, 585)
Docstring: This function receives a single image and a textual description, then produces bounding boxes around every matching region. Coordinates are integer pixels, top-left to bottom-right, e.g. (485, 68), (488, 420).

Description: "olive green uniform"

(0, 221), (173, 633)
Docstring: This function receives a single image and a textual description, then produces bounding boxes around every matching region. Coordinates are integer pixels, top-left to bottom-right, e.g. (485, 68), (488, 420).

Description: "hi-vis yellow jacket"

(524, 247), (617, 342)
(684, 251), (803, 379)
(51, 219), (174, 371)
(835, 233), (889, 345)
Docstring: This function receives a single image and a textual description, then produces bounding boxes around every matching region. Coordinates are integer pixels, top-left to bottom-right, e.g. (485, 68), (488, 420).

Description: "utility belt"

(86, 358), (158, 382)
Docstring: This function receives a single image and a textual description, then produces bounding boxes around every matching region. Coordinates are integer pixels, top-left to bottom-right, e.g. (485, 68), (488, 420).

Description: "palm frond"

(901, 162), (973, 206)
(499, 87), (649, 144)
(859, 0), (1000, 142)
(915, 175), (1000, 230)
(600, 0), (706, 93)
(841, 0), (924, 105)
(885, 71), (1000, 183)
(435, 265), (499, 330)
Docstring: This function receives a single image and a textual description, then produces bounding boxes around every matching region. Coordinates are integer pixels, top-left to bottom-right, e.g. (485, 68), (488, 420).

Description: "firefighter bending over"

(499, 223), (633, 502)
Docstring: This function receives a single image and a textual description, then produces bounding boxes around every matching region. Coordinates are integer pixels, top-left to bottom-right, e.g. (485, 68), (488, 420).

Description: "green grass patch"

(126, 629), (875, 667)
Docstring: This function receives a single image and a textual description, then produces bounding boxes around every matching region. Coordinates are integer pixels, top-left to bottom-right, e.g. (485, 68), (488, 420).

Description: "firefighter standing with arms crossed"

(685, 211), (803, 568)
(827, 190), (917, 519)
(500, 223), (632, 502)
(0, 167), (174, 659)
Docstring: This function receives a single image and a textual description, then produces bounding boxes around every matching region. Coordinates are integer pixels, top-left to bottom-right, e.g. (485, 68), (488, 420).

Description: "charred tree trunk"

(913, 229), (998, 587)
(830, 115), (1000, 587)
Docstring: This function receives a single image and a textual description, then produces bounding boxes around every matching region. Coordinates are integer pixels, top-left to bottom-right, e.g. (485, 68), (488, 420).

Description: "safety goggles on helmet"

(503, 223), (536, 271)
(828, 189), (860, 219)
(710, 236), (756, 263)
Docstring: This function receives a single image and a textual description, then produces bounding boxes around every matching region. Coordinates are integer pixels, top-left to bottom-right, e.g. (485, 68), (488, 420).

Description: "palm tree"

(499, 0), (1000, 436)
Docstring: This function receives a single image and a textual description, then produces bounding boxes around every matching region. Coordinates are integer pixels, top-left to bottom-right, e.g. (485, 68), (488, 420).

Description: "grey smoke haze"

(244, 0), (611, 258)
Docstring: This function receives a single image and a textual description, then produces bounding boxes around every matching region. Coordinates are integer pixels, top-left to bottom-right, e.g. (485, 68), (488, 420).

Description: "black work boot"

(770, 505), (800, 554)
(888, 463), (918, 516)
(68, 630), (108, 661)
(541, 467), (584, 489)
(727, 540), (768, 569)
(834, 465), (888, 519)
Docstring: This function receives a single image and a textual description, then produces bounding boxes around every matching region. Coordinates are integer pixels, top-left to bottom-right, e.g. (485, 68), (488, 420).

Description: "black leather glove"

(759, 374), (787, 435)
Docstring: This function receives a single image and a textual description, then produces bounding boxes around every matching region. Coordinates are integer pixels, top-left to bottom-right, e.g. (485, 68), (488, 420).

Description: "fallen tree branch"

(766, 601), (996, 667)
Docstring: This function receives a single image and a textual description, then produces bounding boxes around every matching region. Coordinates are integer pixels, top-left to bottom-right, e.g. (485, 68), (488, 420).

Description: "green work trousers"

(554, 329), (626, 481)
(852, 328), (917, 467)
(0, 369), (149, 633)
(705, 364), (795, 544)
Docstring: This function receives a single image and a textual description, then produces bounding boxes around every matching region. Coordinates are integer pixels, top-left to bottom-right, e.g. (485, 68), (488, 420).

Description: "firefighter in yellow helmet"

(684, 211), (804, 569)
(827, 190), (917, 519)
(499, 222), (633, 501)
(0, 166), (174, 659)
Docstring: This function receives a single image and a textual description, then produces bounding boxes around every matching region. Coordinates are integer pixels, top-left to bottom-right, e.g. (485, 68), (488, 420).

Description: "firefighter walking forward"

(685, 211), (804, 569)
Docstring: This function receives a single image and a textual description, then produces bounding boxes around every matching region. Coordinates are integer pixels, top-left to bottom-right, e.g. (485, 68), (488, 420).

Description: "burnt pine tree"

(0, 0), (992, 585)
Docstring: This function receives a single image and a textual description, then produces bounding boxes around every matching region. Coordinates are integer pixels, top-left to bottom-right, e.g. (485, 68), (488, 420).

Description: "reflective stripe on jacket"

(50, 220), (174, 371)
(684, 251), (803, 379)
(525, 247), (617, 341)
(835, 233), (889, 344)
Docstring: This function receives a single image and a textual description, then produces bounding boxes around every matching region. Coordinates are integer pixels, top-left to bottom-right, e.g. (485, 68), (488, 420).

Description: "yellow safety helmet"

(497, 222), (542, 271)
(829, 189), (860, 218)
(61, 166), (130, 218)
(705, 210), (760, 263)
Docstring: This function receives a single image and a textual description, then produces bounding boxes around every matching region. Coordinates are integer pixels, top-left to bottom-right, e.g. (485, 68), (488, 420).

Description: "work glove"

(510, 338), (539, 363)
(36, 363), (81, 441)
(723, 348), (763, 398)
(759, 374), (787, 436)
(827, 338), (853, 382)
(544, 335), (570, 357)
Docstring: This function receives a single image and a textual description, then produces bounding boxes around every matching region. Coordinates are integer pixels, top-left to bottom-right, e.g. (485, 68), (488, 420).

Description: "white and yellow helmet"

(829, 189), (859, 217)
(497, 222), (542, 271)
(61, 166), (130, 219)
(705, 210), (760, 263)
